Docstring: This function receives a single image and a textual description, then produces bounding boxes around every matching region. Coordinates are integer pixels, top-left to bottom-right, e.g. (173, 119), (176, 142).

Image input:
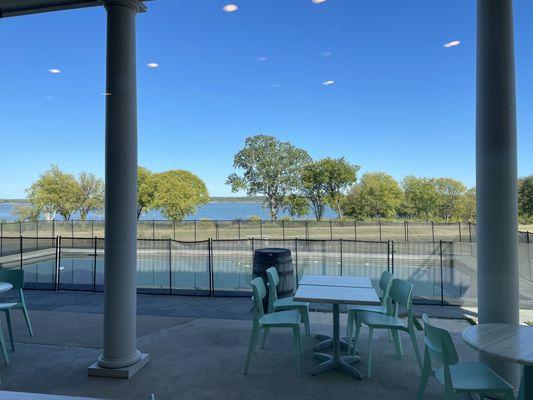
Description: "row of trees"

(227, 135), (533, 222)
(15, 165), (209, 222)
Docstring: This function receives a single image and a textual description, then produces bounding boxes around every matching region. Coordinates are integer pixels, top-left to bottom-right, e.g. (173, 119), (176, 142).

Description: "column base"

(88, 353), (149, 379)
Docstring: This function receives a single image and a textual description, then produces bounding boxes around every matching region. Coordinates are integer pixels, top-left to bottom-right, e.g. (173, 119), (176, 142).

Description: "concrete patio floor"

(0, 291), (490, 399)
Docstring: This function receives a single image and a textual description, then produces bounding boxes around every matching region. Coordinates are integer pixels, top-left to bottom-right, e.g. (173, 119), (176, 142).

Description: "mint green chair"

(266, 267), (311, 335)
(351, 278), (422, 378)
(244, 277), (303, 376)
(0, 270), (34, 351)
(346, 271), (393, 342)
(417, 314), (514, 400)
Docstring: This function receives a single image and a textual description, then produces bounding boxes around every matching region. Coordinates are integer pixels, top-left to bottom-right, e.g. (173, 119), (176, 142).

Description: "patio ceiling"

(0, 0), (148, 18)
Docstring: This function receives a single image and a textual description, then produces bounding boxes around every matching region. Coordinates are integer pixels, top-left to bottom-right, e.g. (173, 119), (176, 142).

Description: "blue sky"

(0, 0), (532, 198)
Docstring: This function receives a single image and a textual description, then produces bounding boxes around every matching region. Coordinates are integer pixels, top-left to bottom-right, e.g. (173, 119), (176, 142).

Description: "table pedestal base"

(314, 335), (350, 352)
(311, 352), (363, 379)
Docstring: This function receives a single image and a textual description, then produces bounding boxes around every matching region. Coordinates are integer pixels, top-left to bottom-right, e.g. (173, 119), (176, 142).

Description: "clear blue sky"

(0, 0), (532, 198)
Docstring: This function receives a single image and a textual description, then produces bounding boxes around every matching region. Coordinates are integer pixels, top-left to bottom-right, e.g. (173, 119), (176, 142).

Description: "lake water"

(0, 201), (336, 222)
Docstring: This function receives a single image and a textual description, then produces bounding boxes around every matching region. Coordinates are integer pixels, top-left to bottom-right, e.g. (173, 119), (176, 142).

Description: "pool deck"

(0, 290), (525, 399)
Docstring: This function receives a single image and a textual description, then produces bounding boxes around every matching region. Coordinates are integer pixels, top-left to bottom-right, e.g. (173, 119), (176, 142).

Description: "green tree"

(226, 135), (311, 221)
(460, 187), (477, 222)
(342, 172), (403, 219)
(26, 165), (80, 221)
(435, 178), (467, 222)
(137, 166), (157, 220)
(76, 173), (104, 220)
(12, 205), (40, 222)
(152, 170), (209, 221)
(402, 176), (439, 221)
(301, 158), (359, 220)
(518, 176), (533, 222)
(284, 194), (310, 219)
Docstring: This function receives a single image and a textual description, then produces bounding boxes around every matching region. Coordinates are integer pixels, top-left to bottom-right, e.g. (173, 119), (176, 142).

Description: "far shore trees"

(226, 135), (311, 221)
(77, 173), (105, 220)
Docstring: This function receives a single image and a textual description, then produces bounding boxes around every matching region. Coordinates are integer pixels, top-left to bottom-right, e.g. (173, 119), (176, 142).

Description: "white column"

(476, 0), (519, 381)
(89, 0), (148, 378)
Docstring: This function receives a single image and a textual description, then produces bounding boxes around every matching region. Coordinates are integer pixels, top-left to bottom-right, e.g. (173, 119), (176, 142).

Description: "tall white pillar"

(476, 0), (519, 382)
(89, 0), (149, 378)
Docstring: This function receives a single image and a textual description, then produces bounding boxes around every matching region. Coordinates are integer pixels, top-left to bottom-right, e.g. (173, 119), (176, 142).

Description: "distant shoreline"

(0, 197), (264, 204)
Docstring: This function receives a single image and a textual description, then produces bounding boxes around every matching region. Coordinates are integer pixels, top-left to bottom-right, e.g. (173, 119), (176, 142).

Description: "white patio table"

(294, 283), (380, 379)
(462, 323), (533, 399)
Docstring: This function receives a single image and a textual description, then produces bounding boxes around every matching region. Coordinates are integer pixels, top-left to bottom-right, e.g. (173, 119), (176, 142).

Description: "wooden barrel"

(252, 248), (294, 310)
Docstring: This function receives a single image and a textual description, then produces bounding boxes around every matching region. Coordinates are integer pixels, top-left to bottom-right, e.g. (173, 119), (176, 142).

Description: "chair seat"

(435, 361), (513, 392)
(273, 297), (310, 310)
(348, 304), (386, 315)
(0, 303), (17, 311)
(358, 311), (405, 329)
(259, 310), (301, 327)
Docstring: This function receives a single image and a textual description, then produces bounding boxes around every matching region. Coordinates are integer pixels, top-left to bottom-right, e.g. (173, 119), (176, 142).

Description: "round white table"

(462, 323), (533, 399)
(0, 282), (13, 293)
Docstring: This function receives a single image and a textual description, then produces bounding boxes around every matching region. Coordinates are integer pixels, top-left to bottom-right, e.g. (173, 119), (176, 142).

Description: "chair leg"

(0, 322), (9, 365)
(391, 329), (403, 358)
(409, 329), (423, 372)
(20, 292), (34, 337)
(416, 349), (431, 400)
(367, 327), (374, 378)
(352, 319), (362, 357)
(292, 327), (302, 376)
(261, 328), (269, 349)
(302, 308), (311, 336)
(4, 310), (14, 351)
(244, 324), (259, 374)
(346, 311), (353, 338)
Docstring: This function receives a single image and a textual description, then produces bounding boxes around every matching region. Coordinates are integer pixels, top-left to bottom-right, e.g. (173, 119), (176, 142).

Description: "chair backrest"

(251, 277), (267, 318)
(422, 314), (459, 366)
(378, 271), (394, 306)
(266, 267), (279, 313)
(389, 278), (412, 309)
(0, 269), (24, 290)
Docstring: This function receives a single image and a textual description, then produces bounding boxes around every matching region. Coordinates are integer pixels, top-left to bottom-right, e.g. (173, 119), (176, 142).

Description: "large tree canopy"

(402, 176), (439, 221)
(137, 166), (157, 220)
(226, 135), (311, 221)
(26, 165), (80, 221)
(342, 172), (403, 220)
(76, 172), (104, 220)
(435, 178), (467, 222)
(519, 176), (533, 223)
(152, 170), (209, 221)
(301, 158), (359, 220)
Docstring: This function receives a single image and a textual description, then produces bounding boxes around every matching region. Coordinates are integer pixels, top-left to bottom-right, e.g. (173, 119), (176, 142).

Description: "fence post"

(468, 222), (472, 242)
(20, 235), (23, 269)
(339, 238), (343, 276)
(0, 223), (2, 256)
(391, 240), (395, 275)
(93, 236), (97, 292)
(91, 220), (94, 238)
(169, 238), (172, 295)
(208, 238), (214, 297)
(305, 221), (309, 240)
(458, 222), (462, 242)
(329, 221), (333, 240)
(237, 220), (241, 240)
(152, 220), (155, 240)
(259, 220), (263, 239)
(52, 219), (55, 239)
(387, 240), (391, 273)
(173, 221), (176, 241)
(57, 236), (62, 291)
(294, 238), (298, 284)
(71, 220), (74, 240)
(354, 220), (357, 241)
(378, 220), (382, 241)
(528, 231), (530, 244)
(440, 240), (444, 307)
(431, 221), (435, 242)
(54, 236), (59, 291)
(194, 220), (197, 241)
(36, 220), (39, 249)
(215, 221), (219, 240)
(19, 221), (22, 237)
(282, 220), (285, 240)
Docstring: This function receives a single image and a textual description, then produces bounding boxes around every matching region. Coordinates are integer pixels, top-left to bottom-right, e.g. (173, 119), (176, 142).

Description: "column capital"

(102, 0), (147, 12)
